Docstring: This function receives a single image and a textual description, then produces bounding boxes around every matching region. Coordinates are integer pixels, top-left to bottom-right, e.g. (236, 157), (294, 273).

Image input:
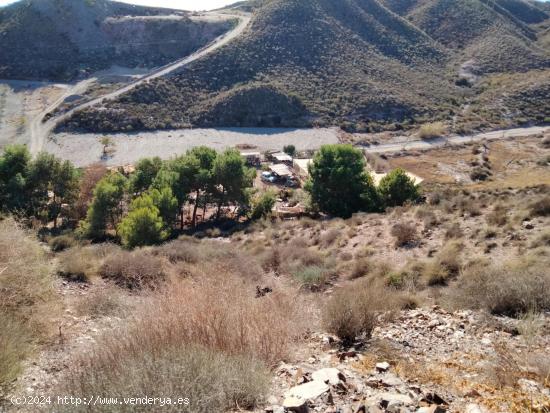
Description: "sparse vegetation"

(391, 222), (418, 248)
(0, 218), (58, 390)
(454, 257), (550, 316)
(100, 250), (166, 290)
(418, 122), (446, 140)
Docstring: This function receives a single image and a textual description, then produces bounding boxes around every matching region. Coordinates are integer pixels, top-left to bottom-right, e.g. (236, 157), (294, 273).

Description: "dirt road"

(29, 12), (251, 155)
(364, 126), (550, 154)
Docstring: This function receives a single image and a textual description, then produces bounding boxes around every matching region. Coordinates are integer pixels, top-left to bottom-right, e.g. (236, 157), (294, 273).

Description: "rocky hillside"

(0, 0), (235, 81)
(62, 0), (550, 133)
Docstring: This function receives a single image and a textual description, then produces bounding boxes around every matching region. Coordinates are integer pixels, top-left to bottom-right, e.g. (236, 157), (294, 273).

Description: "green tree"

(212, 149), (255, 221)
(130, 157), (163, 194)
(186, 147), (217, 227)
(378, 168), (420, 207)
(283, 145), (296, 157)
(118, 196), (167, 249)
(149, 186), (179, 230)
(99, 136), (115, 158)
(0, 145), (31, 212)
(154, 157), (194, 229)
(81, 172), (127, 239)
(305, 145), (379, 218)
(251, 191), (276, 220)
(48, 160), (80, 227)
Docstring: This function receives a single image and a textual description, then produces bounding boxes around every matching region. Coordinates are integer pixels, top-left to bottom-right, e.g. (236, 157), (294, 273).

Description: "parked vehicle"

(261, 171), (277, 183)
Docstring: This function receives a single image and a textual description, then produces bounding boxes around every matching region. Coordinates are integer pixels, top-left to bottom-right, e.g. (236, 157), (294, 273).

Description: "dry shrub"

(418, 122), (446, 139)
(391, 222), (418, 248)
(323, 279), (412, 342)
(529, 196), (550, 217)
(144, 277), (303, 366)
(58, 247), (100, 282)
(155, 236), (201, 264)
(0, 218), (58, 389)
(261, 247), (281, 273)
(444, 222), (464, 239)
(59, 345), (268, 413)
(75, 289), (124, 319)
(453, 257), (550, 317)
(530, 230), (550, 249)
(425, 242), (462, 286)
(416, 207), (439, 229)
(387, 261), (425, 291)
(486, 204), (508, 226)
(291, 265), (332, 287)
(320, 228), (340, 248)
(56, 274), (304, 412)
(100, 250), (166, 289)
(349, 258), (372, 279)
(48, 234), (76, 252)
(73, 163), (108, 220)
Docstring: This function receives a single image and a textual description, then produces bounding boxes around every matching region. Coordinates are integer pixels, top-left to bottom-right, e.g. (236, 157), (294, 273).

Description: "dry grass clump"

(425, 242), (462, 286)
(444, 222), (464, 239)
(100, 250), (166, 290)
(530, 230), (550, 249)
(391, 222), (418, 248)
(56, 275), (304, 412)
(75, 289), (125, 319)
(349, 258), (372, 280)
(0, 218), (58, 389)
(418, 122), (446, 140)
(59, 345), (269, 413)
(58, 247), (100, 282)
(291, 264), (334, 288)
(155, 236), (201, 264)
(320, 228), (340, 248)
(528, 196), (550, 217)
(48, 234), (76, 252)
(453, 257), (550, 317)
(486, 204), (508, 226)
(415, 207), (439, 229)
(323, 279), (414, 342)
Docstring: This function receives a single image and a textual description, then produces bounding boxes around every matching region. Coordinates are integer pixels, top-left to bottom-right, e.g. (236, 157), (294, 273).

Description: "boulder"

(312, 368), (345, 385)
(283, 380), (330, 411)
(376, 362), (391, 372)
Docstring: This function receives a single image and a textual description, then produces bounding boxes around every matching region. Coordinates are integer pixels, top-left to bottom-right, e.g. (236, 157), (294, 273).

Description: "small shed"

(272, 152), (293, 164)
(241, 152), (262, 167)
(293, 158), (312, 179)
(270, 163), (293, 178)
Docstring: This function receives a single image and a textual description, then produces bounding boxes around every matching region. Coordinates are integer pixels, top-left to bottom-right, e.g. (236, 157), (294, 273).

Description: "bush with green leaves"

(118, 193), (168, 248)
(0, 146), (79, 226)
(378, 168), (420, 207)
(305, 145), (380, 218)
(251, 191), (276, 220)
(80, 172), (127, 239)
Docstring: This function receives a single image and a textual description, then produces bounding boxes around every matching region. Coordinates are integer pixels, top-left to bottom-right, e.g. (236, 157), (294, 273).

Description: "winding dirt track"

(29, 12), (251, 155)
(364, 126), (550, 153)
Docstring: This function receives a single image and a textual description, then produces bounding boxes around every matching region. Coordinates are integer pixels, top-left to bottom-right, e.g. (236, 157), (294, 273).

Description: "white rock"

(283, 381), (330, 409)
(465, 403), (485, 413)
(376, 362), (391, 372)
(481, 337), (492, 346)
(311, 368), (344, 385)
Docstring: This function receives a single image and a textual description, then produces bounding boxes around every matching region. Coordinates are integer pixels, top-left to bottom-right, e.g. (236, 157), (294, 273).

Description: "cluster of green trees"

(1, 145), (257, 248)
(305, 145), (419, 218)
(0, 145), (79, 227)
(80, 147), (256, 248)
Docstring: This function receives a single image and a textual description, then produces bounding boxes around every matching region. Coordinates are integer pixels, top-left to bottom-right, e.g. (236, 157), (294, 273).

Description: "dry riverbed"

(45, 128), (341, 167)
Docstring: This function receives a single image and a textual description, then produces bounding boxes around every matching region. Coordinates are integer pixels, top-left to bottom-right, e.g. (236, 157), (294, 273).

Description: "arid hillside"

(0, 0), (235, 81)
(62, 0), (550, 133)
